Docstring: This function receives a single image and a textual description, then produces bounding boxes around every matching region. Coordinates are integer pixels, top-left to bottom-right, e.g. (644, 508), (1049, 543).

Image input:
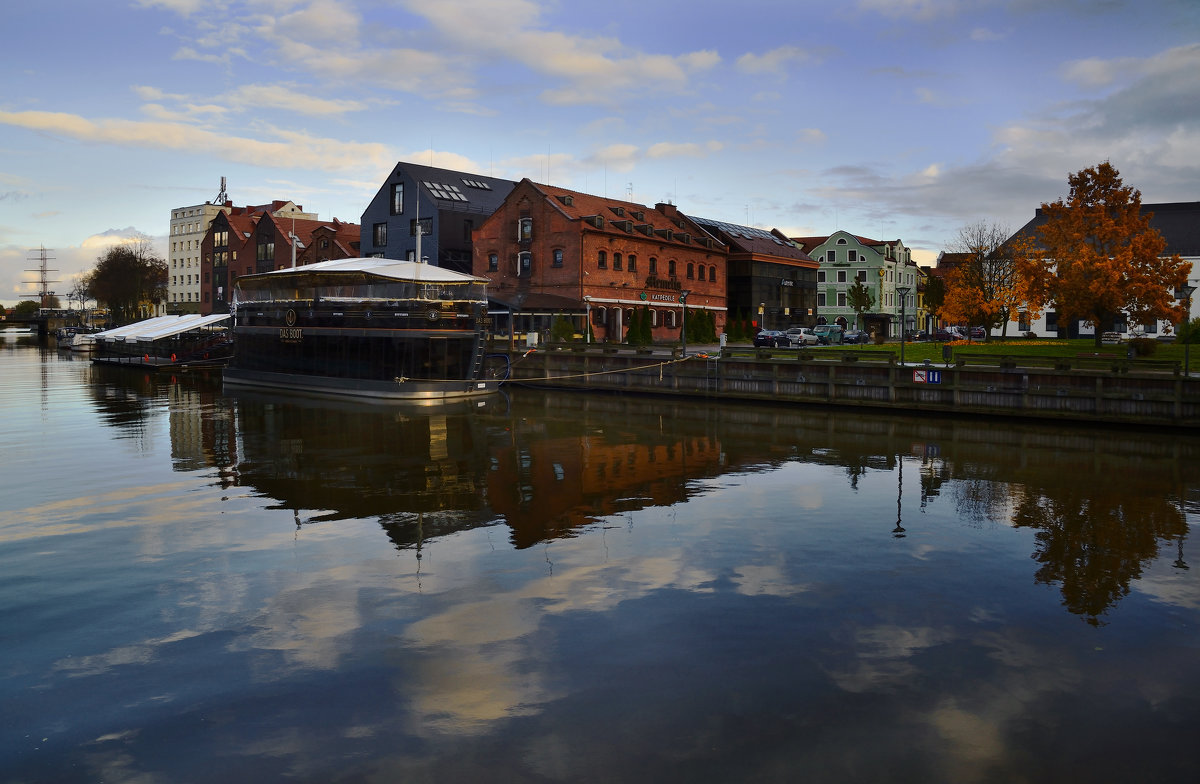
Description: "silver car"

(786, 327), (819, 346)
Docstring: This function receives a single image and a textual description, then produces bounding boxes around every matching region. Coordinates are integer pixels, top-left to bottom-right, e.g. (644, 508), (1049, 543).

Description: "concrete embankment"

(501, 344), (1200, 429)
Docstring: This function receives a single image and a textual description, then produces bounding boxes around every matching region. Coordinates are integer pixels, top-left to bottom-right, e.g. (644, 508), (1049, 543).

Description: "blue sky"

(2, 0), (1198, 306)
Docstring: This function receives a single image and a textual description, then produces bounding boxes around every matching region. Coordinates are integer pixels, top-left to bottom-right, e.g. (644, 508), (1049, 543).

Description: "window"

(848, 250), (857, 262)
(553, 249), (563, 268)
(818, 293), (826, 307)
(856, 270), (866, 282)
(390, 182), (404, 215)
(709, 267), (716, 282)
(518, 251), (531, 276)
(817, 270), (825, 282)
(409, 218), (431, 236)
(668, 259), (677, 277)
(488, 253), (498, 271)
(827, 250), (837, 263)
(628, 254), (637, 272)
(649, 257), (657, 274)
(688, 261), (697, 279)
(837, 270), (847, 283)
(837, 292), (847, 307)
(373, 222), (387, 247)
(463, 219), (473, 241)
(518, 217), (533, 240)
(1018, 312), (1030, 331)
(836, 237), (847, 245)
(613, 253), (622, 271)
(598, 250), (607, 269)
(257, 239), (274, 263)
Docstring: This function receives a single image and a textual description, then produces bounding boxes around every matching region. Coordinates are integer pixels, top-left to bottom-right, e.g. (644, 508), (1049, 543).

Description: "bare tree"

(943, 220), (1019, 338)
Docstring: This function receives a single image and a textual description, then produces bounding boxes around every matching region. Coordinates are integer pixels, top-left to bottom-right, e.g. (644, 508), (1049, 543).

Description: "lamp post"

(680, 290), (691, 355)
(896, 286), (911, 365)
(584, 296), (592, 344)
(1177, 284), (1196, 376)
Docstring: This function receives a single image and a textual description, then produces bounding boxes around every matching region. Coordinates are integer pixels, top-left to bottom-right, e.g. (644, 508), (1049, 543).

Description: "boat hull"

(222, 367), (500, 402)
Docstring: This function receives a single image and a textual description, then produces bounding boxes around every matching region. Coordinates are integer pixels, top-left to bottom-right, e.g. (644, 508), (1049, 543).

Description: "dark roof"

(690, 217), (814, 263)
(390, 162), (517, 215)
(1010, 201), (1200, 257)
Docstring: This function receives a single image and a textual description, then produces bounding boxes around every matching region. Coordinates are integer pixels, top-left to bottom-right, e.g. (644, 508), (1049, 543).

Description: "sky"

(1, 0), (1198, 307)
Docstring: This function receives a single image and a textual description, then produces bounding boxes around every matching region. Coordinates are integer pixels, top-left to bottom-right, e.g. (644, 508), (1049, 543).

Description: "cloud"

(646, 141), (723, 159)
(0, 110), (394, 173)
(736, 46), (812, 76)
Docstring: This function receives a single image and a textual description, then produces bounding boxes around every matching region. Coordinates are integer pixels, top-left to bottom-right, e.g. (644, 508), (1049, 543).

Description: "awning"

(94, 314), (230, 343)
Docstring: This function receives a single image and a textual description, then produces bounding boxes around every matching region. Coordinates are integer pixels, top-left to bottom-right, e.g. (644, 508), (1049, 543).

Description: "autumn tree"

(1015, 162), (1188, 346)
(87, 236), (168, 325)
(846, 279), (875, 330)
(922, 275), (945, 325)
(940, 221), (1022, 338)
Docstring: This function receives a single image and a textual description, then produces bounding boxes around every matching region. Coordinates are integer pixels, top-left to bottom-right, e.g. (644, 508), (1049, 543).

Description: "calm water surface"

(2, 338), (1199, 783)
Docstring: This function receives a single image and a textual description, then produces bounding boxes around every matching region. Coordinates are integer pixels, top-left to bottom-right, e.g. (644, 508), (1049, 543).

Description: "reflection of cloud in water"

(53, 630), (204, 678)
(733, 563), (811, 597)
(402, 553), (715, 734)
(827, 624), (954, 693)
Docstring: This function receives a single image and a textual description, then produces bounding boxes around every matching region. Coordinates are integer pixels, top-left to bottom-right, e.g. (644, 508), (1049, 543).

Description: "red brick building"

(199, 208), (358, 315)
(473, 179), (727, 343)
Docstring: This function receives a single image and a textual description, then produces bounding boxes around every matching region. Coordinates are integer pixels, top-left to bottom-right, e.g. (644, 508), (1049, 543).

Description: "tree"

(941, 221), (1022, 338)
(1015, 162), (1188, 346)
(923, 275), (945, 326)
(87, 236), (168, 325)
(68, 273), (93, 311)
(845, 279), (875, 330)
(12, 300), (40, 319)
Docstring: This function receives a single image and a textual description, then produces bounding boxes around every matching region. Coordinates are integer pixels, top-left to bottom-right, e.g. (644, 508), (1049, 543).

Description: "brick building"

(473, 179), (727, 343)
(199, 208), (358, 315)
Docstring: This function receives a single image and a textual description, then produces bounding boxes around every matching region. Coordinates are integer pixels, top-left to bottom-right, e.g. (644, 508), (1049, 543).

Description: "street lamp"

(896, 286), (911, 365)
(583, 296), (592, 344)
(1177, 284), (1196, 376)
(680, 290), (691, 355)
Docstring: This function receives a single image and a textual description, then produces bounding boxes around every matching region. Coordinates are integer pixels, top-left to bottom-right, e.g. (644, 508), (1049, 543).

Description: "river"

(2, 337), (1199, 783)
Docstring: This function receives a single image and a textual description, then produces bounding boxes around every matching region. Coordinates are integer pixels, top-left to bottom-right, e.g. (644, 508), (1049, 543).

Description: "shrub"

(1128, 337), (1158, 356)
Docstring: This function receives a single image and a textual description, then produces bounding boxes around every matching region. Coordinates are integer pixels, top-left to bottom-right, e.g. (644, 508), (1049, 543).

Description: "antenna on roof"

(214, 176), (227, 204)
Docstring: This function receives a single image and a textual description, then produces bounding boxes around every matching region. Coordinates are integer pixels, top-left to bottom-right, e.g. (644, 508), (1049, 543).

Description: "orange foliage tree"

(1015, 162), (1188, 345)
(940, 221), (1022, 338)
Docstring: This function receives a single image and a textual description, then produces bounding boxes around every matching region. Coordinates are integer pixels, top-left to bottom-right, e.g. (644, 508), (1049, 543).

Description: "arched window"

(595, 306), (608, 324)
(628, 254), (637, 272)
(598, 250), (607, 269)
(687, 262), (695, 280)
(613, 253), (622, 271)
(650, 309), (659, 327)
(708, 266), (717, 282)
(488, 253), (498, 271)
(649, 257), (657, 274)
(666, 310), (677, 328)
(668, 259), (677, 277)
(518, 251), (531, 276)
(552, 249), (563, 268)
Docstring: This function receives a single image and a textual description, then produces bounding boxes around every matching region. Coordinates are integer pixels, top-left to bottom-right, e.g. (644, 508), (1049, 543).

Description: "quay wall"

(501, 345), (1200, 429)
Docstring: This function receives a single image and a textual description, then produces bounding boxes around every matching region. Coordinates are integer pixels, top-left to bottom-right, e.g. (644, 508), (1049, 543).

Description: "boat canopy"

(233, 258), (489, 307)
(93, 313), (231, 343)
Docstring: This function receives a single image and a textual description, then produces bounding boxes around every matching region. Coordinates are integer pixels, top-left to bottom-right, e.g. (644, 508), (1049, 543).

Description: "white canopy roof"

(93, 313), (230, 343)
(241, 257), (486, 284)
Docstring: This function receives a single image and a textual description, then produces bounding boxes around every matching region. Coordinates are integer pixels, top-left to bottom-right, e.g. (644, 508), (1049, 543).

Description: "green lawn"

(736, 337), (1196, 368)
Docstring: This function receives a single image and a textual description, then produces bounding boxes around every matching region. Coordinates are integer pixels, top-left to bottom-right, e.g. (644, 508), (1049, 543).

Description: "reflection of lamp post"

(584, 296), (592, 344)
(896, 286), (911, 365)
(1177, 284), (1196, 376)
(680, 290), (691, 355)
(1174, 491), (1189, 570)
(893, 455), (906, 538)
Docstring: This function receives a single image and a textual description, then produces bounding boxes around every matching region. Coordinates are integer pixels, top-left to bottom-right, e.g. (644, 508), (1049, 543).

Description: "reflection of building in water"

(489, 423), (724, 549)
(168, 378), (236, 472)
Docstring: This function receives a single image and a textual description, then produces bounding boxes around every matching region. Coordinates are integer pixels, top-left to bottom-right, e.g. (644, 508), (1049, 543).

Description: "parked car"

(753, 330), (790, 348)
(932, 329), (959, 341)
(969, 326), (987, 340)
(786, 327), (819, 346)
(842, 329), (870, 344)
(812, 324), (844, 345)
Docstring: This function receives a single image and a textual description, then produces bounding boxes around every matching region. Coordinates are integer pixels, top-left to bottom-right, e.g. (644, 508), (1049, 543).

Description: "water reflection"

(85, 359), (1199, 626)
